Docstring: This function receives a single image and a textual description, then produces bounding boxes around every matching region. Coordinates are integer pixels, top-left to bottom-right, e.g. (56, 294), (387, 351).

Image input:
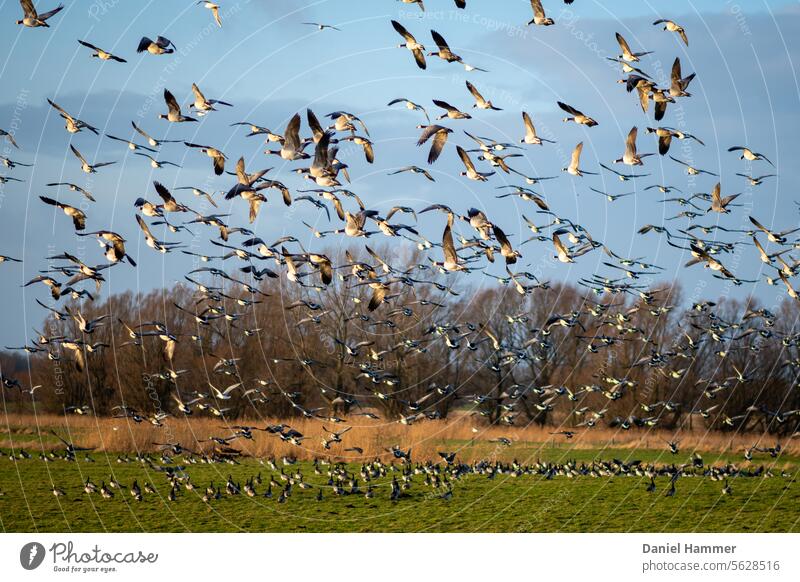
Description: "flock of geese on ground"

(1, 0), (799, 507)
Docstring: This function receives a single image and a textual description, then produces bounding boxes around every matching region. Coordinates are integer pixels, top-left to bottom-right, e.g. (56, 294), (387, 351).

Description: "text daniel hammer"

(642, 542), (737, 554)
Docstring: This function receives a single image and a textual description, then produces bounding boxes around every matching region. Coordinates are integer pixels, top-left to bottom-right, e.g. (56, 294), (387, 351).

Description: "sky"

(0, 0), (799, 347)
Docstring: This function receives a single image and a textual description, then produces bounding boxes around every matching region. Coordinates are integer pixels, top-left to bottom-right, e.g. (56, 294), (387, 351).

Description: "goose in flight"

(39, 196), (86, 230)
(184, 142), (226, 175)
(599, 163), (647, 181)
(0, 155), (31, 169)
(436, 213), (466, 272)
(416, 124), (451, 164)
(387, 98), (430, 123)
(653, 19), (688, 46)
(520, 111), (554, 145)
(105, 133), (157, 153)
(131, 122), (181, 147)
(135, 152), (181, 169)
(669, 58), (695, 98)
(558, 101), (598, 126)
(391, 20), (426, 70)
(615, 32), (652, 62)
(466, 81), (501, 110)
(0, 129), (19, 148)
(303, 22), (341, 31)
(728, 146), (773, 166)
(78, 230), (133, 264)
(197, 1), (222, 27)
(552, 230), (574, 263)
(614, 126), (651, 166)
(190, 83), (233, 116)
(563, 142), (595, 176)
(77, 40), (127, 62)
(137, 36), (176, 55)
(433, 99), (471, 120)
(135, 214), (180, 253)
(17, 0), (63, 27)
(389, 166), (434, 181)
(457, 146), (493, 181)
(160, 89), (197, 122)
(46, 181), (95, 202)
(708, 182), (740, 214)
(736, 173), (776, 186)
(528, 0), (554, 26)
(669, 155), (717, 176)
(428, 30), (464, 64)
(46, 99), (99, 134)
(266, 113), (308, 160)
(70, 144), (115, 173)
(398, 0), (425, 13)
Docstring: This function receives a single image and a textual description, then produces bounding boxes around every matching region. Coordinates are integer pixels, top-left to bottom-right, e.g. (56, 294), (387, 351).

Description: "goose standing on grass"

(77, 40), (127, 62)
(391, 20), (426, 70)
(527, 0), (554, 26)
(17, 0), (63, 28)
(160, 89), (197, 123)
(137, 36), (176, 55)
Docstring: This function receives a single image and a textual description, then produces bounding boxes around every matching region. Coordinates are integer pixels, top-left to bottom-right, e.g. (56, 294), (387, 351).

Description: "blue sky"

(0, 0), (799, 346)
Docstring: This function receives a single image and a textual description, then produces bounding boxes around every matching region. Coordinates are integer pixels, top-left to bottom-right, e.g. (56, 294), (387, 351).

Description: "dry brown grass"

(2, 411), (796, 464)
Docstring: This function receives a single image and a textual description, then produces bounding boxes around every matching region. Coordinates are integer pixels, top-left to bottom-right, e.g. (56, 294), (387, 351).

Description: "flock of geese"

(1, 0), (799, 510)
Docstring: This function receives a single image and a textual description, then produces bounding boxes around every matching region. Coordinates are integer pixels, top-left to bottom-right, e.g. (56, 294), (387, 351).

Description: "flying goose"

(46, 181), (95, 202)
(416, 124), (452, 164)
(653, 19), (688, 46)
(135, 214), (181, 253)
(17, 0), (63, 27)
(190, 83), (233, 116)
(0, 155), (31, 168)
(557, 101), (597, 126)
(436, 213), (466, 272)
(39, 196), (86, 230)
(131, 122), (181, 147)
(669, 58), (695, 98)
(160, 89), (197, 122)
(77, 230), (133, 264)
(137, 36), (175, 55)
(520, 111), (554, 145)
(0, 129), (18, 149)
(391, 20), (426, 70)
(387, 98), (430, 122)
(398, 0), (425, 13)
(465, 81), (501, 110)
(456, 146), (493, 181)
(528, 0), (554, 26)
(615, 32), (652, 62)
(46, 99), (99, 134)
(431, 100), (470, 122)
(389, 166), (435, 181)
(105, 133), (157, 153)
(708, 182), (740, 214)
(184, 142), (226, 174)
(614, 126), (651, 166)
(563, 142), (595, 176)
(266, 113), (308, 160)
(728, 146), (773, 166)
(197, 1), (222, 27)
(302, 22), (341, 31)
(77, 40), (127, 62)
(429, 30), (463, 64)
(70, 145), (116, 173)
(135, 152), (181, 169)
(669, 155), (717, 176)
(736, 173), (775, 186)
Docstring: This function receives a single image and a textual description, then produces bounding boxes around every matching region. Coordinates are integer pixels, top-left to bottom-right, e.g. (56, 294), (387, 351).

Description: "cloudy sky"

(0, 0), (799, 346)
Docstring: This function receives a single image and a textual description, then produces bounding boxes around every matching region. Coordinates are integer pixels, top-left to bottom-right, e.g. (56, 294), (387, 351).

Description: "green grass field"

(1, 446), (798, 533)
